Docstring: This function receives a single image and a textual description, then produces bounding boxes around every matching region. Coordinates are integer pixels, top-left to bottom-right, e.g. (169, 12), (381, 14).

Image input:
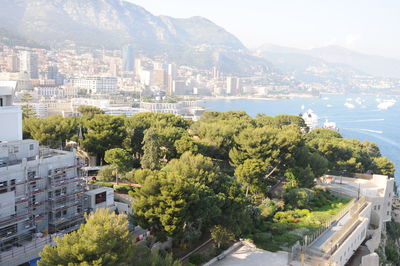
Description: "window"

(48, 169), (52, 176)
(10, 179), (15, 186)
(378, 205), (381, 210)
(0, 98), (3, 107)
(62, 210), (67, 216)
(30, 144), (34, 150)
(387, 211), (390, 216)
(48, 191), (52, 199)
(55, 211), (61, 218)
(0, 224), (17, 238)
(95, 191), (107, 204)
(13, 146), (19, 153)
(62, 187), (67, 194)
(55, 189), (61, 197)
(28, 171), (36, 179)
(0, 181), (7, 194)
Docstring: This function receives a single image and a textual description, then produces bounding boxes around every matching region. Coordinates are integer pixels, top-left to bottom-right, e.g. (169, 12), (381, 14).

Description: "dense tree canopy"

(24, 110), (395, 260)
(81, 114), (126, 163)
(39, 209), (180, 266)
(133, 152), (250, 242)
(24, 115), (78, 148)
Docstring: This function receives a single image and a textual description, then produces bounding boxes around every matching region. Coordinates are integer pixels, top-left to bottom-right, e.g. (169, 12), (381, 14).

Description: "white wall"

(0, 106), (22, 142)
(0, 191), (16, 218)
(331, 218), (369, 266)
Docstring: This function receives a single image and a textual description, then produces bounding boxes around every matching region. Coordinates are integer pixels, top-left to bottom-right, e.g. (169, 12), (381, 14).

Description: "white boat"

(344, 102), (355, 109)
(377, 99), (396, 110)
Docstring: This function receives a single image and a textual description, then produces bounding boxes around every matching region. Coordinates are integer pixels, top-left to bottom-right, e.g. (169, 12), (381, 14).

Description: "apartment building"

(294, 174), (394, 266)
(70, 76), (117, 94)
(0, 81), (85, 265)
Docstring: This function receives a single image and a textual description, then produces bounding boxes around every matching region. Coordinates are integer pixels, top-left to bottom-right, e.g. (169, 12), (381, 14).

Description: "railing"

(49, 213), (83, 225)
(0, 235), (54, 264)
(301, 198), (357, 247)
(319, 199), (368, 256)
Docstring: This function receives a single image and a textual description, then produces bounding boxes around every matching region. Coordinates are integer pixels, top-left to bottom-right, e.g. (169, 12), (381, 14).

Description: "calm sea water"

(203, 94), (400, 182)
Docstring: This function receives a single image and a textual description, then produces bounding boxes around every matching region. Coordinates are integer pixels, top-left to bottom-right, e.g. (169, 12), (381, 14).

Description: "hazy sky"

(128, 0), (400, 59)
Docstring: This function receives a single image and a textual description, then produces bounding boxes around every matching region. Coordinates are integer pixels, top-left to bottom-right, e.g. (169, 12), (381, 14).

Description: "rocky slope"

(0, 0), (270, 75)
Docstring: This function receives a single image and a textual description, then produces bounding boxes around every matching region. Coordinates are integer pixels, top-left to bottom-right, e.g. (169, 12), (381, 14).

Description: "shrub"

(189, 254), (206, 265)
(283, 188), (315, 209)
(93, 181), (114, 188)
(113, 184), (134, 194)
(253, 232), (272, 243)
(96, 165), (116, 181)
(273, 209), (310, 224)
(386, 243), (400, 264)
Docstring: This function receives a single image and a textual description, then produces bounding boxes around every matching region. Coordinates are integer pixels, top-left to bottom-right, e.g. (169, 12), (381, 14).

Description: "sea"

(202, 94), (400, 183)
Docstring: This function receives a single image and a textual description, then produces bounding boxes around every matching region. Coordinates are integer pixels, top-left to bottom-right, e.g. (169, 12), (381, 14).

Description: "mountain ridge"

(0, 0), (267, 75)
(257, 44), (400, 79)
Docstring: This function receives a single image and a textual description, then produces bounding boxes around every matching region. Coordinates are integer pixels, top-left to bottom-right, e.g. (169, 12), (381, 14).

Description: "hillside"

(0, 0), (270, 75)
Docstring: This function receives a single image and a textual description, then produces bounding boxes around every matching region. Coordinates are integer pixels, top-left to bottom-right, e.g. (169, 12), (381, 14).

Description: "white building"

(0, 81), (23, 142)
(299, 174), (395, 266)
(302, 109), (319, 130)
(226, 77), (240, 95)
(70, 77), (117, 94)
(19, 51), (38, 80)
(34, 86), (63, 99)
(0, 81), (85, 265)
(85, 187), (115, 211)
(139, 101), (204, 119)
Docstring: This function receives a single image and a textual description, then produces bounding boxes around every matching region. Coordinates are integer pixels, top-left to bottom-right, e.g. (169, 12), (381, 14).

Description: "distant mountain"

(256, 44), (362, 83)
(310, 46), (400, 79)
(257, 44), (400, 79)
(0, 0), (271, 75)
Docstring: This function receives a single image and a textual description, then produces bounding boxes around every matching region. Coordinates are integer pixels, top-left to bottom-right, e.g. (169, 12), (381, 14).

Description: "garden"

(248, 187), (350, 252)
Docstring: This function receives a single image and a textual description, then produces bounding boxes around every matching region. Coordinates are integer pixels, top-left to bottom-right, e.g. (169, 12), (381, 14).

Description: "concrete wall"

(330, 218), (369, 266)
(86, 187), (114, 210)
(0, 106), (22, 142)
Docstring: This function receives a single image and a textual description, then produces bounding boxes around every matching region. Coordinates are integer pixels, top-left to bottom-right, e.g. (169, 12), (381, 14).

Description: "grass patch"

(250, 194), (350, 252)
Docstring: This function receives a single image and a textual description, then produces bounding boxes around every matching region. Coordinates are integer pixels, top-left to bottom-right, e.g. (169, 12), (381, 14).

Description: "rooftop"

(0, 147), (72, 169)
(319, 175), (388, 198)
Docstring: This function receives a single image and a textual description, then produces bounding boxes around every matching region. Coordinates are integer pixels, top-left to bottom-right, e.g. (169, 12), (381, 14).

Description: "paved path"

(212, 244), (291, 266)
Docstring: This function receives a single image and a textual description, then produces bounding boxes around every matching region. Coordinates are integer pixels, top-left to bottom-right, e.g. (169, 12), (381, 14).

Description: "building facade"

(19, 51), (38, 80)
(0, 81), (85, 264)
(70, 77), (117, 94)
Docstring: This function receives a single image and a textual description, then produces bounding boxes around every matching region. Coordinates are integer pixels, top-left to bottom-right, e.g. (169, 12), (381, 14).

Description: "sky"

(128, 0), (400, 59)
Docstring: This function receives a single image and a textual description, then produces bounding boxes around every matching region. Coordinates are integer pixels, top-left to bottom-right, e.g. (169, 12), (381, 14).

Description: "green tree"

(105, 148), (134, 174)
(230, 125), (303, 176)
(21, 92), (35, 118)
(81, 114), (126, 163)
(141, 128), (161, 170)
(284, 166), (315, 188)
(77, 105), (105, 119)
(210, 225), (235, 248)
(373, 157), (395, 177)
(174, 135), (199, 156)
(23, 115), (78, 148)
(39, 209), (180, 266)
(96, 165), (117, 182)
(191, 111), (254, 160)
(39, 209), (135, 266)
(124, 113), (190, 157)
(234, 159), (267, 196)
(133, 152), (251, 242)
